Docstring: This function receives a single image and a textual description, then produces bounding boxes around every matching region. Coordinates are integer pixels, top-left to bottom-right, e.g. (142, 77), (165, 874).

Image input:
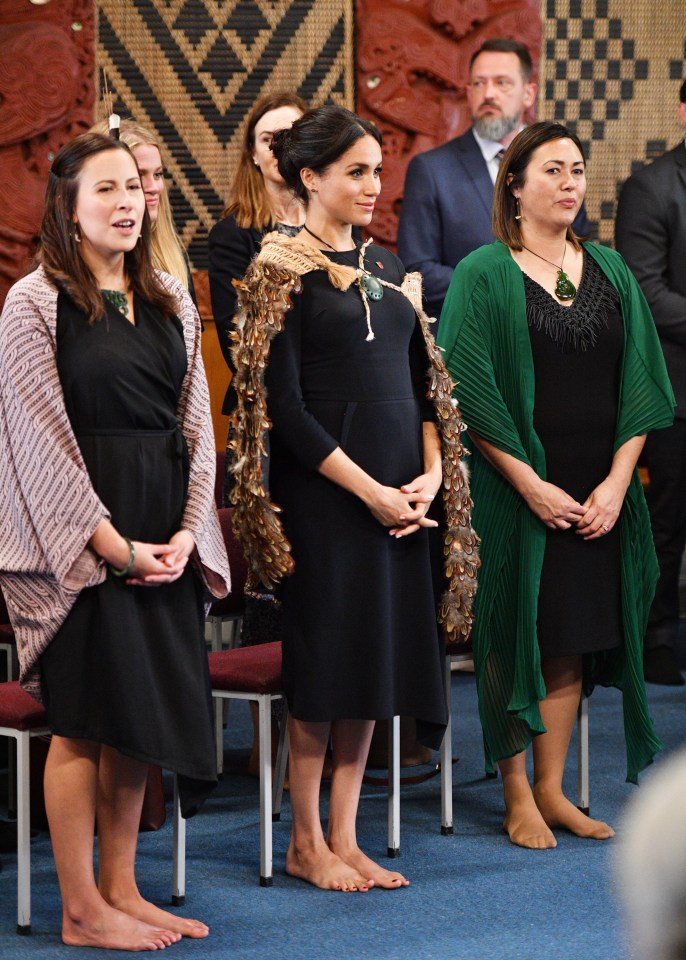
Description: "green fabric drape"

(438, 241), (675, 782)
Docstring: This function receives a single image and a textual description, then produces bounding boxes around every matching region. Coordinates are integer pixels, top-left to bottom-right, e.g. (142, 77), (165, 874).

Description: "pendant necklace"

(101, 288), (129, 316)
(521, 243), (577, 301)
(303, 224), (384, 302)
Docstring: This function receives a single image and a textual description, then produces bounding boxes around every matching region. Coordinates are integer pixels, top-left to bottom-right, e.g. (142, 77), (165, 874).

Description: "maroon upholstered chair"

(0, 682), (50, 933)
(0, 590), (17, 681)
(172, 641), (287, 897)
(207, 508), (248, 652)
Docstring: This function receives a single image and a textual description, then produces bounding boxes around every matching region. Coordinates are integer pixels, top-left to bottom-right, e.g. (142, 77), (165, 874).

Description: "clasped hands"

(124, 530), (196, 586)
(526, 476), (624, 540)
(366, 470), (441, 539)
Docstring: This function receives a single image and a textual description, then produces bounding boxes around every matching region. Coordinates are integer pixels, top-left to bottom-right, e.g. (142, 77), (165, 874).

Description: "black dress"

(526, 254), (624, 657)
(264, 245), (446, 748)
(40, 293), (216, 816)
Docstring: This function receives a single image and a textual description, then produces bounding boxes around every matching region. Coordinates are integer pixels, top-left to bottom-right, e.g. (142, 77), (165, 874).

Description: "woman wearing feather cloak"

(229, 105), (478, 891)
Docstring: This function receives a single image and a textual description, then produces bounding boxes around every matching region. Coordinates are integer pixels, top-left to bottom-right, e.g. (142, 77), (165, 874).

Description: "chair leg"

(577, 696), (590, 815)
(171, 774), (186, 906)
(387, 716), (400, 858)
(272, 701), (288, 822)
(214, 695), (230, 776)
(16, 731), (31, 934)
(441, 659), (454, 835)
(210, 618), (223, 654)
(257, 695), (273, 886)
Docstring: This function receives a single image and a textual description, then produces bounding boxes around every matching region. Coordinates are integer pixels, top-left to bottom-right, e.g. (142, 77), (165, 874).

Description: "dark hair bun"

(271, 104), (381, 203)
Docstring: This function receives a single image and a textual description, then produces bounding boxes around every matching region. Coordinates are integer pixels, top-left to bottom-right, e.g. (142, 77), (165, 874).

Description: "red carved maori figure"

(356, 0), (541, 248)
(0, 0), (95, 307)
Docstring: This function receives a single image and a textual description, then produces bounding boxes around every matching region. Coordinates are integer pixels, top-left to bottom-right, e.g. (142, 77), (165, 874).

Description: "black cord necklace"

(521, 243), (576, 301)
(302, 224), (340, 253)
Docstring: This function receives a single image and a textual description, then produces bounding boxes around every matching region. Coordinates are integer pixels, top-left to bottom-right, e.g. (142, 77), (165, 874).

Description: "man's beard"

(472, 112), (520, 142)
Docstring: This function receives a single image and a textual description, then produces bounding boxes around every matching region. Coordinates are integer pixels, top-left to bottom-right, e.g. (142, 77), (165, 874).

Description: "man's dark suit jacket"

(397, 127), (590, 322)
(615, 142), (686, 416)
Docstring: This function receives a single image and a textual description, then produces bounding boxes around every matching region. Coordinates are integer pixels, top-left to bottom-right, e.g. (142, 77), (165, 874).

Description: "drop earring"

(514, 198), (522, 221)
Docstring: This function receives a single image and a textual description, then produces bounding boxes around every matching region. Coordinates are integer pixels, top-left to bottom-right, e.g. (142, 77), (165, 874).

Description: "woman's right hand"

(523, 479), (585, 530)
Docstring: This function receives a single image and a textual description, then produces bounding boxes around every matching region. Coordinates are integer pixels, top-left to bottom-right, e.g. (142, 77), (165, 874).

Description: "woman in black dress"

(0, 133), (230, 949)
(229, 106), (477, 891)
(438, 122), (674, 849)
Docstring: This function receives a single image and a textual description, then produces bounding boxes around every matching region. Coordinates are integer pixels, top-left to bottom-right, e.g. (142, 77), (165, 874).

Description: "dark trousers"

(644, 418), (686, 650)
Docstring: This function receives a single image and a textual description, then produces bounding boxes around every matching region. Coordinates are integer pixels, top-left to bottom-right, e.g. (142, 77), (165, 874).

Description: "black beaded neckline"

(524, 254), (619, 352)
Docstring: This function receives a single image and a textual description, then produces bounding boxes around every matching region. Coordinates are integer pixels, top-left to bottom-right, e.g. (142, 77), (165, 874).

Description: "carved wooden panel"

(0, 0), (95, 307)
(355, 0), (542, 248)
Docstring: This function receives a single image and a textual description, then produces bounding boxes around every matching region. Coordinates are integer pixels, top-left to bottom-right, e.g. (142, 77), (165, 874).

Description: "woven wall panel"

(96, 0), (354, 269)
(538, 0), (686, 244)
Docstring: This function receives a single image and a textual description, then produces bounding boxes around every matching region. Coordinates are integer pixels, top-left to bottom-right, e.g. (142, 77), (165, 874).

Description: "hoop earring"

(514, 198), (522, 221)
(73, 223), (82, 243)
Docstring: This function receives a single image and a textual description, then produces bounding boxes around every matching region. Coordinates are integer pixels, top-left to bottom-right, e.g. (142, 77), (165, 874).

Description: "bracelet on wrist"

(109, 538), (135, 577)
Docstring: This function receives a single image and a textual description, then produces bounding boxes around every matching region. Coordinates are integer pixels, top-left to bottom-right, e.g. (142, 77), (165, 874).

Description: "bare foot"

(534, 786), (615, 840)
(329, 842), (409, 889)
(62, 900), (180, 951)
(104, 890), (209, 939)
(503, 795), (557, 850)
(286, 838), (373, 891)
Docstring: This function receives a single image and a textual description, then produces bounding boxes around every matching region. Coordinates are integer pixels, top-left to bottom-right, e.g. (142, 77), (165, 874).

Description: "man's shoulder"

(623, 142), (685, 188)
(408, 128), (477, 169)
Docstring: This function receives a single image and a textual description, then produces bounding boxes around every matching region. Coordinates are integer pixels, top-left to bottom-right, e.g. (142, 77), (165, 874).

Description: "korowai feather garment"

(227, 232), (480, 641)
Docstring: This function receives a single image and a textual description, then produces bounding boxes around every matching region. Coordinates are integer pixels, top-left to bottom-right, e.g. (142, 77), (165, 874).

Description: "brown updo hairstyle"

(39, 131), (177, 324)
(271, 104), (382, 205)
(492, 120), (587, 250)
(222, 91), (308, 230)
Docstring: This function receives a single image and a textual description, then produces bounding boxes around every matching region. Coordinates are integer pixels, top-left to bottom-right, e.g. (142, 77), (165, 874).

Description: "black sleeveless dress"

(40, 292), (216, 816)
(526, 254), (624, 658)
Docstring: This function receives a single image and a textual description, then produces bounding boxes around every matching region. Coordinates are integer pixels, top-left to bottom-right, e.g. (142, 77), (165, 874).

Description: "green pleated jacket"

(437, 241), (675, 782)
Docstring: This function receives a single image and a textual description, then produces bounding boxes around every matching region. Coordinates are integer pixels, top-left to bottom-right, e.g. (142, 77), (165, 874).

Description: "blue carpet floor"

(1, 651), (685, 960)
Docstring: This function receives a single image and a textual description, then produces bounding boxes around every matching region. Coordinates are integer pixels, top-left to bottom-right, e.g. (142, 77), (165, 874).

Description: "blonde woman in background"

(91, 118), (196, 300)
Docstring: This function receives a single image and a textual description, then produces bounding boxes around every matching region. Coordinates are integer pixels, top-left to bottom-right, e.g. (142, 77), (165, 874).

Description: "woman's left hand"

(575, 477), (625, 540)
(389, 471), (441, 538)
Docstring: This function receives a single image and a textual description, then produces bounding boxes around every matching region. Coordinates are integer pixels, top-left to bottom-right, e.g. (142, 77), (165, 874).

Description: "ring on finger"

(602, 523), (609, 532)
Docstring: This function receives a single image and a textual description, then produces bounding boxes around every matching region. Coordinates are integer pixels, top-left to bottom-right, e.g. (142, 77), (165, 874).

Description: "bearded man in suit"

(398, 37), (589, 323)
(615, 81), (686, 686)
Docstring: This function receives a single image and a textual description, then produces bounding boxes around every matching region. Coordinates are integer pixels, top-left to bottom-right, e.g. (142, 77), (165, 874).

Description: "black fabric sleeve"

(264, 290), (340, 471)
(208, 216), (261, 373)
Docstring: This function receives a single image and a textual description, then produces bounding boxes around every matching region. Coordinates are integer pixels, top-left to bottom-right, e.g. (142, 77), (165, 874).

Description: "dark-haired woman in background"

(0, 132), (230, 949)
(229, 105), (477, 891)
(208, 91), (307, 416)
(438, 121), (674, 849)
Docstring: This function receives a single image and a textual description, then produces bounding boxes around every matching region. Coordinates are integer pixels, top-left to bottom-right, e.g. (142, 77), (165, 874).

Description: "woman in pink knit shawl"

(0, 133), (230, 950)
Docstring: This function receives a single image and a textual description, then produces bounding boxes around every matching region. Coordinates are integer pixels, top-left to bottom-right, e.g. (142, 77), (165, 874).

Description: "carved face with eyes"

(467, 51), (536, 143)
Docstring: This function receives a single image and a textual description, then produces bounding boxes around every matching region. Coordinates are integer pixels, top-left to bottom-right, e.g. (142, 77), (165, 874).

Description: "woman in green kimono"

(438, 121), (674, 849)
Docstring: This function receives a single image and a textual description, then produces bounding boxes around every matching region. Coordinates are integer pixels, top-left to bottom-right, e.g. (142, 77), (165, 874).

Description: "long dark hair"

(271, 105), (382, 204)
(492, 121), (587, 250)
(222, 91), (308, 229)
(38, 132), (178, 323)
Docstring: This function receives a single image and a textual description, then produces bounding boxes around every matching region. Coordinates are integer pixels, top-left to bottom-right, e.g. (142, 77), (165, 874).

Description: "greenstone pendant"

(101, 288), (129, 316)
(359, 272), (384, 301)
(555, 270), (576, 301)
